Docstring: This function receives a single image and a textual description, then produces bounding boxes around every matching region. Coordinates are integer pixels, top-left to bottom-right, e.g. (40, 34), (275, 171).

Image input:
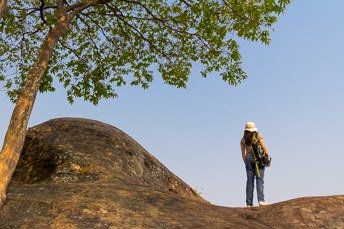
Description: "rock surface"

(9, 118), (202, 201)
(0, 118), (343, 228)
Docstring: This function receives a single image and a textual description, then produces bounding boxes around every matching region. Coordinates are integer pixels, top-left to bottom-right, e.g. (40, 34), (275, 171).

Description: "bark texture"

(0, 0), (6, 16)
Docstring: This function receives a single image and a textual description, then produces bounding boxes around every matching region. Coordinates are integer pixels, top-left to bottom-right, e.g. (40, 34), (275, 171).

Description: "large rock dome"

(10, 118), (203, 201)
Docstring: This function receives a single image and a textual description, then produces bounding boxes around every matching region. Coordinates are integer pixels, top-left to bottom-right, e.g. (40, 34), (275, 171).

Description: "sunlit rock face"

(10, 118), (203, 201)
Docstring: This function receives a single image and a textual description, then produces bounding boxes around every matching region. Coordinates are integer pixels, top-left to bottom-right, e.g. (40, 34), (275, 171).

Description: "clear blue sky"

(1, 1), (344, 207)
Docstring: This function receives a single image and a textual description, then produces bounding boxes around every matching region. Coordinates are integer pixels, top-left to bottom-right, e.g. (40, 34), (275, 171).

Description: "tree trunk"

(0, 16), (71, 207)
(0, 0), (6, 17)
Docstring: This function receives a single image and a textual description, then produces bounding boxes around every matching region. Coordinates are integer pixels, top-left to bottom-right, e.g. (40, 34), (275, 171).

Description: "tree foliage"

(0, 0), (291, 104)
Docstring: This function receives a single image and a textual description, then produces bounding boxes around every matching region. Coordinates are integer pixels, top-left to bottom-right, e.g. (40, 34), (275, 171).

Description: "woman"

(240, 121), (270, 207)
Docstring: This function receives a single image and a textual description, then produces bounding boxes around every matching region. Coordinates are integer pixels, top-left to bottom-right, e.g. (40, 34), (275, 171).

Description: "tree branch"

(65, 1), (89, 13)
(39, 0), (47, 24)
(22, 23), (46, 37)
(58, 39), (89, 69)
(115, 0), (208, 49)
(66, 0), (111, 15)
(76, 15), (103, 64)
(79, 11), (122, 50)
(106, 3), (169, 59)
(57, 0), (65, 15)
(179, 0), (191, 7)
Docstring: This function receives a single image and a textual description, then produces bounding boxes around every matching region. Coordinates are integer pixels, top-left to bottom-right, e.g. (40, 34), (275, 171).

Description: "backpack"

(251, 132), (272, 167)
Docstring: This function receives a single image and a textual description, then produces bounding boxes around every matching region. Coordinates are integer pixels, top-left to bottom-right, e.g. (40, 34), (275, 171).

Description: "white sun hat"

(244, 122), (258, 132)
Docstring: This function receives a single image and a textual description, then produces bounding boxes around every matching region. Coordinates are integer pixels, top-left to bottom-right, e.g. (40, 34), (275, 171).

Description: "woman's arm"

(240, 139), (246, 163)
(258, 134), (269, 155)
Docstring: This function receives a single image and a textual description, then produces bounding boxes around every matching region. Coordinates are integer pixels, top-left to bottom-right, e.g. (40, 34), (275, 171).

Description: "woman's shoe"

(258, 201), (269, 206)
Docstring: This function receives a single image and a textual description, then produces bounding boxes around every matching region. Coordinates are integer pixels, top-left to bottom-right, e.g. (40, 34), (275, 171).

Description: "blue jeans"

(245, 154), (265, 206)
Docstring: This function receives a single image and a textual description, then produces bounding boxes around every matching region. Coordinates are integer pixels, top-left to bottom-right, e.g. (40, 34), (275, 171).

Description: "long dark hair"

(243, 130), (256, 146)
